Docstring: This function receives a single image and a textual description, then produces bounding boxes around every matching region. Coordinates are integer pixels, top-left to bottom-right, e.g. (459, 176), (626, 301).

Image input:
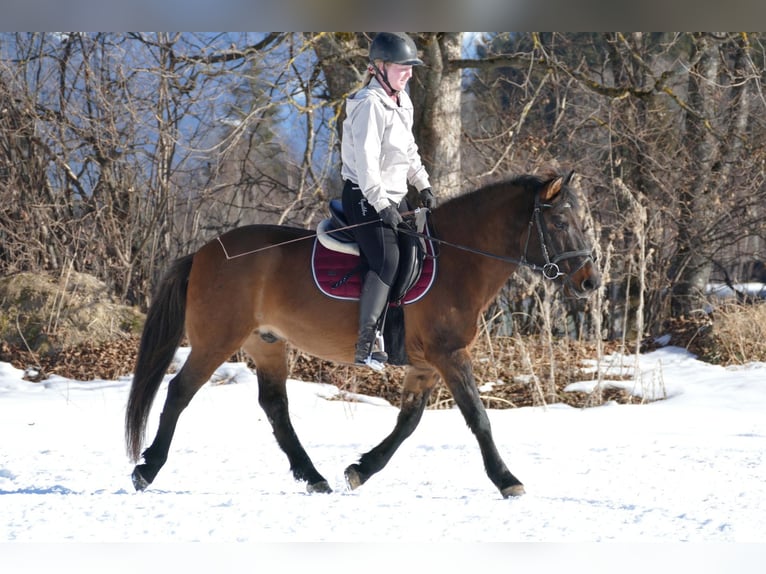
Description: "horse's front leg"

(434, 347), (525, 497)
(245, 338), (331, 493)
(345, 366), (438, 490)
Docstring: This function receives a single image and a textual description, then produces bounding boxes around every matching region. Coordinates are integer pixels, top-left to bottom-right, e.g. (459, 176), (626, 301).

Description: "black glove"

(378, 205), (404, 229)
(419, 187), (435, 209)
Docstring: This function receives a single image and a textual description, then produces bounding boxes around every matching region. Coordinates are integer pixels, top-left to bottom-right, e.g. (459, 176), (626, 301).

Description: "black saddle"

(327, 199), (357, 244)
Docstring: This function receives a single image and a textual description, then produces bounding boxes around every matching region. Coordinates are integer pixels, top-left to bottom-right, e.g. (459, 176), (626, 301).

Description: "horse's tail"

(125, 254), (194, 462)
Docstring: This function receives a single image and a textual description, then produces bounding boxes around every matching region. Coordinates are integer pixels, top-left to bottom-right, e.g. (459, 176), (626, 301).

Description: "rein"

(217, 200), (593, 285)
(216, 209), (425, 260)
(216, 219), (381, 260)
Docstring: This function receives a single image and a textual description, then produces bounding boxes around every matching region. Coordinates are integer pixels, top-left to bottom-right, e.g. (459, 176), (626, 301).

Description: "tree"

(3, 31), (765, 349)
(0, 33), (295, 306)
(409, 33), (463, 198)
(466, 32), (766, 336)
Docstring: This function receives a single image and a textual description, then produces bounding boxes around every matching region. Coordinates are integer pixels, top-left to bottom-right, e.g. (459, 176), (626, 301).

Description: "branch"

(174, 33), (285, 66)
(450, 45), (660, 100)
(448, 54), (541, 72)
(125, 32), (286, 67)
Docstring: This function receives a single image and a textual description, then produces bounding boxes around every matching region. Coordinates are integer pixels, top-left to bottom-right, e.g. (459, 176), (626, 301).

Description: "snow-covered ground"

(706, 281), (766, 300)
(2, 345), (765, 569)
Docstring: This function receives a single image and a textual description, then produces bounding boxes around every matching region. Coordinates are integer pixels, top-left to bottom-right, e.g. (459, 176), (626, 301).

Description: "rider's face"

(384, 63), (413, 91)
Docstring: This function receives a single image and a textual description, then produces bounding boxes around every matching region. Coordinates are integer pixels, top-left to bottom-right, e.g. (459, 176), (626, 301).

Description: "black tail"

(125, 254), (194, 462)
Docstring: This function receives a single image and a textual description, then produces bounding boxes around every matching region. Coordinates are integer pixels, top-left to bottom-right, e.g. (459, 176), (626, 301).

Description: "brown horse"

(125, 169), (600, 498)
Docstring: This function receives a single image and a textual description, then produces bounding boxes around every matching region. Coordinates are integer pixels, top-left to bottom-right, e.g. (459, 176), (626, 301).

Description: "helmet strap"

(369, 62), (399, 99)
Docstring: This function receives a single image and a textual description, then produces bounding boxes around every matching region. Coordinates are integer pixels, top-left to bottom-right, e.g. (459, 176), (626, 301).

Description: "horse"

(125, 169), (600, 498)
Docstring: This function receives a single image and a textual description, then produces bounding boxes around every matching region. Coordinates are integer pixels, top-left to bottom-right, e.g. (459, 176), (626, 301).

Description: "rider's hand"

(378, 205), (404, 229)
(419, 188), (435, 209)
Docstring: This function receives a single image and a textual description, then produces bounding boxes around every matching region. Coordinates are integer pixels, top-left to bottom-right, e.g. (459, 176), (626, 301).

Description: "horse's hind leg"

(132, 353), (220, 490)
(344, 366), (438, 490)
(243, 336), (331, 494)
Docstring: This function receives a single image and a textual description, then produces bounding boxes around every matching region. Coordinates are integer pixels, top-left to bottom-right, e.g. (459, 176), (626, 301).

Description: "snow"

(2, 345), (765, 569)
(706, 281), (766, 300)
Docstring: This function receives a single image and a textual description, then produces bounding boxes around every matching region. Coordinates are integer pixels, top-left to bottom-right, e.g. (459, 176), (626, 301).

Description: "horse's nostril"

(581, 277), (599, 292)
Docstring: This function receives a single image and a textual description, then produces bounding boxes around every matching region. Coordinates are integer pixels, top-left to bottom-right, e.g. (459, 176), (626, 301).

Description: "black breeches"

(342, 181), (407, 287)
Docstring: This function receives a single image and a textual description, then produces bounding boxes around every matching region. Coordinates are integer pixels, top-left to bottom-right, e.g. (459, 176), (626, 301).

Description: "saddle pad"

(311, 235), (436, 304)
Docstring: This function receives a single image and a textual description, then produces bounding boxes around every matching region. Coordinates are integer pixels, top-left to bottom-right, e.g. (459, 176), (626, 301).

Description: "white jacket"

(341, 78), (431, 213)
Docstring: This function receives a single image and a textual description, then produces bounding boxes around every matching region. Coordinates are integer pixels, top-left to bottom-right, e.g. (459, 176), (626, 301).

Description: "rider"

(341, 32), (436, 370)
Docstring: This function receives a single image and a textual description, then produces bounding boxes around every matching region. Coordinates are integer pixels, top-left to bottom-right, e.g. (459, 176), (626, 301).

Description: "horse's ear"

(541, 170), (574, 201)
(541, 176), (564, 202)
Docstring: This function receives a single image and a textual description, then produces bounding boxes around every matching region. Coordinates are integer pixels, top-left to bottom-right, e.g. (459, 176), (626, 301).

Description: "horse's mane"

(440, 169), (572, 212)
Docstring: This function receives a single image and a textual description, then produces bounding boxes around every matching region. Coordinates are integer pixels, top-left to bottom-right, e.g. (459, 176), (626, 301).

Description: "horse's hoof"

(344, 465), (365, 490)
(501, 484), (526, 498)
(307, 480), (332, 494)
(131, 467), (150, 492)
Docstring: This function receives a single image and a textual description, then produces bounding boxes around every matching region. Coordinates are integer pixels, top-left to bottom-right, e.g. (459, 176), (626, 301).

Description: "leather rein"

(217, 195), (594, 286)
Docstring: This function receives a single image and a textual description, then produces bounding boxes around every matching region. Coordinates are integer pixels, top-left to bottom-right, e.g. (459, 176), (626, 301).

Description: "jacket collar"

(367, 77), (410, 110)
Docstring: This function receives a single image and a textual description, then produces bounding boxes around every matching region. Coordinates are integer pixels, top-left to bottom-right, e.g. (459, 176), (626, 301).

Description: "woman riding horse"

(341, 32), (436, 370)
(125, 167), (601, 498)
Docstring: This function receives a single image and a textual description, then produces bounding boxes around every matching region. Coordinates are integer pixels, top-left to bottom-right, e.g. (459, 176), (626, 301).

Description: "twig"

(15, 314), (41, 369)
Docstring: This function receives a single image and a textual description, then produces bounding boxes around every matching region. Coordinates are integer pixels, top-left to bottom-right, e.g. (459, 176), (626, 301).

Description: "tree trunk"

(670, 33), (721, 317)
(409, 33), (463, 198)
(309, 32), (368, 140)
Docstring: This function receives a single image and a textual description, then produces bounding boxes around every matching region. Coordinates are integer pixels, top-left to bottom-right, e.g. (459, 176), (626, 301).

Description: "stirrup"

(355, 347), (388, 371)
(355, 332), (388, 371)
(359, 354), (386, 372)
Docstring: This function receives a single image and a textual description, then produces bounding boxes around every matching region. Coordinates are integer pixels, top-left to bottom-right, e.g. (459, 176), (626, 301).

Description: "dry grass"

(698, 301), (766, 364)
(0, 270), (144, 356)
(645, 300), (766, 365)
(706, 302), (766, 364)
(6, 270), (763, 410)
(286, 335), (636, 409)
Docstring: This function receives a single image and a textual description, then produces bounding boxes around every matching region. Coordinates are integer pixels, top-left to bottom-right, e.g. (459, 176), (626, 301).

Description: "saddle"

(312, 199), (436, 305)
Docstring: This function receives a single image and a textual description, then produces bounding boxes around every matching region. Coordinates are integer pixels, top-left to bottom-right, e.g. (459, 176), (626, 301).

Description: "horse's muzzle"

(567, 259), (601, 299)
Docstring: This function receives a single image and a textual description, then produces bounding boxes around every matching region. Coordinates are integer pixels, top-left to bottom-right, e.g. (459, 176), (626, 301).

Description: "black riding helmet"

(368, 33), (423, 95)
(369, 32), (423, 66)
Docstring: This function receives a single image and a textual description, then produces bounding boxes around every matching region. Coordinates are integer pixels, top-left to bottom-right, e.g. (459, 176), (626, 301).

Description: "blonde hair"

(363, 60), (384, 87)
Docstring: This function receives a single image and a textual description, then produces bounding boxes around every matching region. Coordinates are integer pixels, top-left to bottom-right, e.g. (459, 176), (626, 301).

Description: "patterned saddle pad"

(311, 232), (436, 304)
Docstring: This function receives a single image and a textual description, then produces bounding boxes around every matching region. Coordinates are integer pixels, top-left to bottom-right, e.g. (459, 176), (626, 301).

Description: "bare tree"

(0, 33), (298, 306)
(464, 32), (766, 338)
(3, 31), (765, 349)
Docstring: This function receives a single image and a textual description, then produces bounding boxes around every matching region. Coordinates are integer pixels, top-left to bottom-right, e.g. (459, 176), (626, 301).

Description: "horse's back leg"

(242, 336), (331, 493)
(434, 347), (524, 497)
(132, 349), (229, 490)
(344, 366), (439, 490)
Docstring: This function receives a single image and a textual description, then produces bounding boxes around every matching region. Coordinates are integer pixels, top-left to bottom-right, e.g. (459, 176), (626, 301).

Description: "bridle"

(519, 193), (595, 282)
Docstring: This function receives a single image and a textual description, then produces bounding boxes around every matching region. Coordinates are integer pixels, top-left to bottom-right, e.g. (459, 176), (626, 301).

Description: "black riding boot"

(355, 271), (391, 370)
